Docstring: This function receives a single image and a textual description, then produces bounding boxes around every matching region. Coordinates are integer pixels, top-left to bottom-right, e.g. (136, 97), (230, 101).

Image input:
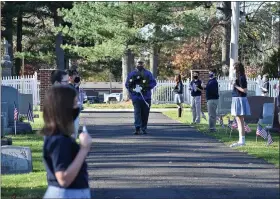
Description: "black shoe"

(142, 130), (147, 134)
(178, 107), (182, 117)
(134, 129), (140, 135)
(208, 129), (217, 133)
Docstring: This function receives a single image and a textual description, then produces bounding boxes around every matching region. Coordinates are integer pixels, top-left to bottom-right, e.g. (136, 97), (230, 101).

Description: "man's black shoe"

(134, 129), (140, 135)
(142, 130), (147, 134)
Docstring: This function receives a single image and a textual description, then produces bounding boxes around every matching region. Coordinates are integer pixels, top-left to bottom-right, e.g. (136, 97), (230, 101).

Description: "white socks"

(230, 136), (246, 148)
(239, 136), (245, 144)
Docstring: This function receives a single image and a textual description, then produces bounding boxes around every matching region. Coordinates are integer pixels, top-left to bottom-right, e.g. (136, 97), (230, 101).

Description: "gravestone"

(1, 115), (4, 137)
(1, 146), (32, 174)
(217, 91), (232, 115)
(1, 86), (19, 125)
(218, 90), (256, 115)
(1, 101), (9, 129)
(245, 96), (274, 123)
(18, 93), (33, 114)
(1, 86), (32, 134)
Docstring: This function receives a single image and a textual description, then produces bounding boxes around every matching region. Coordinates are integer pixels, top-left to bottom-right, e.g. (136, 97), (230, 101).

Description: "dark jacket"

(190, 79), (202, 97)
(174, 81), (183, 94)
(125, 68), (157, 101)
(206, 78), (219, 100)
(262, 81), (269, 94)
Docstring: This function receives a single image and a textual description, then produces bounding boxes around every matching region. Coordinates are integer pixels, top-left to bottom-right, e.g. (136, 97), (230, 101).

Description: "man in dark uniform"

(125, 60), (157, 135)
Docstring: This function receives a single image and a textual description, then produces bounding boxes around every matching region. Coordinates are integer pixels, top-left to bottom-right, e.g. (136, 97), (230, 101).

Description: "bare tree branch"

(248, 2), (267, 21)
(203, 17), (230, 44)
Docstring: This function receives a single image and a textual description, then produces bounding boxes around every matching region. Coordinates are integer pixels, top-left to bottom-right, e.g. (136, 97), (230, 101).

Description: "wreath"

(128, 71), (149, 94)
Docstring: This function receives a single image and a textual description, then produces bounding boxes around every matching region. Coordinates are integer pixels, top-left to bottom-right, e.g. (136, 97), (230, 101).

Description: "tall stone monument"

(1, 40), (12, 77)
(1, 39), (13, 144)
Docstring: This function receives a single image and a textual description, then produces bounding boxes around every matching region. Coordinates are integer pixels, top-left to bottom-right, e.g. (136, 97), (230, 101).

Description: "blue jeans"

(43, 186), (91, 199)
(132, 99), (151, 131)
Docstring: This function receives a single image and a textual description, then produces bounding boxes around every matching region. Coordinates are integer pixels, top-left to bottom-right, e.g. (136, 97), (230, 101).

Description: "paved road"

(80, 112), (279, 199)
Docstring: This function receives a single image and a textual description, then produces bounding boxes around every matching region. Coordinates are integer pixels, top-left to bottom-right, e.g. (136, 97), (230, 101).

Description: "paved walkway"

(80, 112), (279, 199)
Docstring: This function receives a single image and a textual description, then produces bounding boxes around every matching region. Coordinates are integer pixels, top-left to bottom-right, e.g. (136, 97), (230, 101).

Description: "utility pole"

(229, 2), (240, 80)
(106, 56), (112, 94)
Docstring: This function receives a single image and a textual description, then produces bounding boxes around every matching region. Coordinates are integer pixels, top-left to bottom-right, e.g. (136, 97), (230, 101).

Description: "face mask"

(73, 108), (80, 121)
(74, 76), (80, 84)
(193, 76), (198, 79)
(136, 65), (143, 71)
(209, 73), (214, 78)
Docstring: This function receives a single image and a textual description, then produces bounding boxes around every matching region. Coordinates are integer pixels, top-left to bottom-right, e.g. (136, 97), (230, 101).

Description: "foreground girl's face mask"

(73, 96), (80, 121)
(73, 108), (80, 121)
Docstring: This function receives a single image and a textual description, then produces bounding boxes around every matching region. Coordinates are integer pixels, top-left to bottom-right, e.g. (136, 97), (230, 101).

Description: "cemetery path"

(80, 112), (279, 199)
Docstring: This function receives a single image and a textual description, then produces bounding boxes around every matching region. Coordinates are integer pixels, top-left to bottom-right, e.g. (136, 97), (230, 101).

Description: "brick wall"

(39, 69), (55, 111)
(190, 69), (209, 112)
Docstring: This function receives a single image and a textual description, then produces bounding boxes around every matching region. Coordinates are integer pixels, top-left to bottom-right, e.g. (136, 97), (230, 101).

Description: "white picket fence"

(152, 77), (279, 105)
(1, 73), (279, 106)
(2, 72), (40, 106)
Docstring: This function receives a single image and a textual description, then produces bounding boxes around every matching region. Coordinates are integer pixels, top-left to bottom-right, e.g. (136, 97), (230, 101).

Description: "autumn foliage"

(171, 39), (211, 77)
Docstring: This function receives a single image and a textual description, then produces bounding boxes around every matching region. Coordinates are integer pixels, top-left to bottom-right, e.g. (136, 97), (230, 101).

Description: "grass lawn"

(163, 110), (280, 167)
(84, 102), (190, 109)
(1, 134), (47, 199)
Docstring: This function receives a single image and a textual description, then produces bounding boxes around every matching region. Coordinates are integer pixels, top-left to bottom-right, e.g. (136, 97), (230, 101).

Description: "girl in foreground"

(41, 86), (92, 198)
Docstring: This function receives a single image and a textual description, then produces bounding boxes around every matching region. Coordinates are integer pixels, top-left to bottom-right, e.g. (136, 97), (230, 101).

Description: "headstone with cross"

(1, 39), (12, 77)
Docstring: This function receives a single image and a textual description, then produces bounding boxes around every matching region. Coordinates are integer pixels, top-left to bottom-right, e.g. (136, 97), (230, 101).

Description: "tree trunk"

(207, 40), (213, 68)
(6, 14), (14, 74)
(53, 7), (65, 70)
(150, 45), (160, 78)
(15, 9), (23, 76)
(122, 1), (134, 101)
(221, 2), (231, 69)
(122, 49), (133, 101)
(129, 52), (135, 72)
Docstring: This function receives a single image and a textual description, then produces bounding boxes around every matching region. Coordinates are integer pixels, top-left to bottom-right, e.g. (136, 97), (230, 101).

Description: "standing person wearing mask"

(189, 72), (203, 124)
(261, 74), (270, 96)
(173, 74), (184, 117)
(125, 60), (157, 135)
(42, 86), (92, 199)
(230, 62), (251, 147)
(50, 70), (69, 85)
(68, 69), (82, 139)
(202, 69), (219, 132)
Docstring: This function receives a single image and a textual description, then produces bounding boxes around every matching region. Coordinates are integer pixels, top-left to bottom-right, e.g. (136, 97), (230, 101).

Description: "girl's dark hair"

(68, 69), (78, 77)
(175, 74), (182, 83)
(234, 62), (245, 77)
(50, 70), (68, 84)
(41, 85), (77, 136)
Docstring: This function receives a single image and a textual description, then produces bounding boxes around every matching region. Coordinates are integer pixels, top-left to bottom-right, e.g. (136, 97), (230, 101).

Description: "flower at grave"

(129, 79), (132, 82)
(137, 76), (140, 79)
(143, 80), (146, 83)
